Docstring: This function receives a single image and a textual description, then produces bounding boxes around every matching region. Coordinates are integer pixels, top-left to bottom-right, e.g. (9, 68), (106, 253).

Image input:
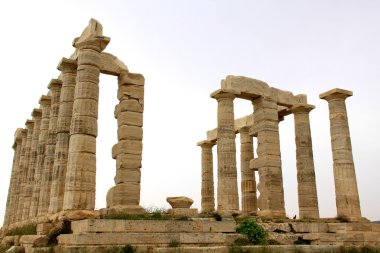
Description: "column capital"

(210, 89), (239, 100)
(25, 119), (35, 128)
(290, 103), (315, 114)
(57, 57), (77, 72)
(39, 95), (51, 106)
(31, 108), (42, 118)
(48, 78), (63, 89)
(320, 88), (353, 101)
(197, 140), (216, 148)
(73, 36), (110, 52)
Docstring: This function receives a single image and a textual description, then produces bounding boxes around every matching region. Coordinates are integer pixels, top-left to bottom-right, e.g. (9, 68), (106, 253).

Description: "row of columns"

(199, 88), (361, 220)
(4, 34), (146, 226)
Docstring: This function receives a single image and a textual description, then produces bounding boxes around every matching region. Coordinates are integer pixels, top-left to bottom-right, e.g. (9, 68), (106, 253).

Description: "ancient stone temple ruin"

(1, 19), (379, 253)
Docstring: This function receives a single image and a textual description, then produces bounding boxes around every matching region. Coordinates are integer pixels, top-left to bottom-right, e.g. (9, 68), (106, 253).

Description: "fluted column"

(22, 109), (42, 220)
(250, 97), (285, 217)
(197, 140), (215, 213)
(107, 72), (145, 214)
(30, 96), (51, 217)
(16, 119), (34, 221)
(320, 88), (361, 219)
(211, 90), (239, 213)
(3, 129), (24, 225)
(38, 80), (62, 216)
(49, 58), (77, 214)
(239, 127), (257, 213)
(290, 104), (319, 219)
(63, 35), (109, 210)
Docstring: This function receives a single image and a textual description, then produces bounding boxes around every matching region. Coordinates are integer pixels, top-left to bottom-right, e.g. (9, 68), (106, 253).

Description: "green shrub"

(236, 219), (268, 245)
(6, 223), (37, 236)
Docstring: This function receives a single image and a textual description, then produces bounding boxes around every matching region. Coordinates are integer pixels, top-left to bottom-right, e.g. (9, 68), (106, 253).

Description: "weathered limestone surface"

(22, 109), (42, 220)
(38, 79), (62, 216)
(197, 141), (215, 213)
(167, 196), (194, 208)
(3, 129), (24, 225)
(211, 90), (239, 213)
(29, 96), (51, 217)
(290, 104), (319, 219)
(320, 88), (361, 219)
(250, 97), (285, 217)
(239, 127), (257, 213)
(63, 19), (110, 211)
(16, 119), (34, 221)
(107, 71), (144, 214)
(49, 58), (78, 214)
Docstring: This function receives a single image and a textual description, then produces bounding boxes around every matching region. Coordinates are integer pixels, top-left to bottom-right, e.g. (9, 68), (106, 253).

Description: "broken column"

(197, 140), (215, 213)
(290, 104), (319, 219)
(320, 88), (361, 219)
(38, 79), (62, 216)
(49, 58), (77, 214)
(211, 90), (239, 213)
(30, 96), (51, 217)
(250, 97), (285, 217)
(239, 126), (257, 213)
(63, 31), (110, 210)
(107, 72), (144, 214)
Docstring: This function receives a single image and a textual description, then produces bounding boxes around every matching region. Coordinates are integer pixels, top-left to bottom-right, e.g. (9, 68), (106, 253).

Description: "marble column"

(49, 58), (77, 214)
(38, 79), (62, 216)
(3, 129), (24, 225)
(211, 90), (239, 213)
(22, 109), (42, 220)
(16, 119), (34, 221)
(107, 72), (145, 214)
(290, 104), (319, 219)
(63, 35), (109, 210)
(250, 97), (285, 217)
(239, 127), (257, 213)
(197, 140), (215, 213)
(320, 88), (361, 219)
(30, 96), (51, 217)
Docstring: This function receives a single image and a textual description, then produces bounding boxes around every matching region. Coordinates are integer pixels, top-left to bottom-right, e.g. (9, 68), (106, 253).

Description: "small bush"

(6, 223), (37, 236)
(236, 219), (268, 245)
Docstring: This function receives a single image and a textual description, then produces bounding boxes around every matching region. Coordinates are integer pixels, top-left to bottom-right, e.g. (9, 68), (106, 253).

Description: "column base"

(258, 209), (286, 218)
(101, 205), (145, 217)
(168, 208), (198, 217)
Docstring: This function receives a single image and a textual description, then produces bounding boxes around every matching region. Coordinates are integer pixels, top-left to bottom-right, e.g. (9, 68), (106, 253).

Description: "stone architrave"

(63, 26), (110, 211)
(29, 96), (51, 217)
(197, 140), (215, 213)
(22, 109), (42, 220)
(38, 79), (62, 216)
(107, 71), (144, 214)
(250, 97), (285, 217)
(16, 119), (35, 221)
(3, 129), (24, 225)
(49, 58), (77, 214)
(239, 127), (257, 213)
(211, 90), (239, 213)
(290, 104), (319, 219)
(320, 88), (361, 219)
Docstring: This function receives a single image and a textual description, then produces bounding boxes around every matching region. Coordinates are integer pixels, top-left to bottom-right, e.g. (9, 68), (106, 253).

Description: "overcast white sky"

(0, 0), (379, 225)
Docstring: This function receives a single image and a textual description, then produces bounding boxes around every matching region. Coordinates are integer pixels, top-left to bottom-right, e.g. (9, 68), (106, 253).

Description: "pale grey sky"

(0, 0), (379, 225)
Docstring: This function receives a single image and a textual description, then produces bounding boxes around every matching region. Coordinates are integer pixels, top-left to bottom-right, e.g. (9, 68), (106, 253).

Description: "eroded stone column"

(22, 109), (42, 220)
(3, 129), (24, 226)
(38, 79), (62, 216)
(16, 119), (34, 221)
(239, 127), (257, 213)
(30, 96), (51, 217)
(290, 104), (319, 219)
(49, 58), (77, 214)
(320, 88), (361, 219)
(63, 35), (109, 211)
(107, 72), (144, 214)
(250, 97), (285, 217)
(211, 90), (239, 213)
(197, 140), (215, 213)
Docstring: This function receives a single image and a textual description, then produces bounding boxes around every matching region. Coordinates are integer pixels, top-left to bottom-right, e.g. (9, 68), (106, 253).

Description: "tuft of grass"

(6, 223), (37, 236)
(236, 219), (268, 245)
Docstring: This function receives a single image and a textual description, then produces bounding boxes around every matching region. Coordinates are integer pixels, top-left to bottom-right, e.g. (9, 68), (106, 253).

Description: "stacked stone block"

(197, 141), (215, 213)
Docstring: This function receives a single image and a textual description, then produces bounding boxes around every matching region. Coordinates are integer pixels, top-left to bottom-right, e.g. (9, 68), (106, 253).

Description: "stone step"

(70, 219), (236, 234)
(58, 232), (240, 246)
